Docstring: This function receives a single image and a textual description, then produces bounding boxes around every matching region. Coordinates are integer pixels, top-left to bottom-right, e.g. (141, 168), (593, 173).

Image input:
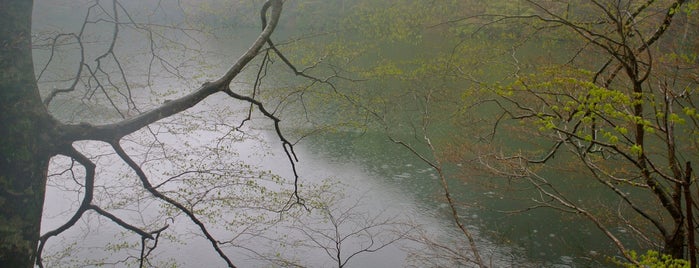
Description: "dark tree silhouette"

(0, 0), (307, 267)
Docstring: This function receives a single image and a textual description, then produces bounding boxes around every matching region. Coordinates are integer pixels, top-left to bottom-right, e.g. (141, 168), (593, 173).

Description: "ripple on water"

(559, 255), (574, 264)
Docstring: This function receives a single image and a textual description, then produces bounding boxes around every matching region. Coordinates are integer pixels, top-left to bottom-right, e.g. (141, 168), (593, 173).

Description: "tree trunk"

(0, 0), (54, 267)
(664, 226), (686, 260)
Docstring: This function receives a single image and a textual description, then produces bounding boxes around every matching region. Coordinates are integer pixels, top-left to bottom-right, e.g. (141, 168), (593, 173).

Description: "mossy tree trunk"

(0, 0), (56, 267)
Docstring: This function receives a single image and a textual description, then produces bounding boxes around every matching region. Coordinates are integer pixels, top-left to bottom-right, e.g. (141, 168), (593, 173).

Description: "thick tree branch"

(61, 0), (284, 143)
(38, 1), (288, 267)
(36, 146), (95, 268)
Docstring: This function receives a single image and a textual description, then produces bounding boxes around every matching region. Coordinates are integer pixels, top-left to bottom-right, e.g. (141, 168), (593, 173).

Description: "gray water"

(32, 1), (627, 267)
(39, 96), (493, 267)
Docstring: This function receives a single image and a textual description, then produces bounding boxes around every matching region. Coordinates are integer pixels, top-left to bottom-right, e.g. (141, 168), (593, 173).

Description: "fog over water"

(31, 0), (681, 267)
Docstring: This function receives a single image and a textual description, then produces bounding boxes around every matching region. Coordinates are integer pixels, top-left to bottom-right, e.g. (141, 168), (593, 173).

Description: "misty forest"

(1, 0), (698, 267)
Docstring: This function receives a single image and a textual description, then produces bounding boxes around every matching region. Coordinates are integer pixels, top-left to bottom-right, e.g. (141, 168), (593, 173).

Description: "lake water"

(39, 98), (618, 267)
(33, 1), (629, 267)
(39, 96), (499, 267)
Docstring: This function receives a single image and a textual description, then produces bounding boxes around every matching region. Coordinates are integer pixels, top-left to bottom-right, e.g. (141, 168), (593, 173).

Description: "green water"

(300, 129), (631, 267)
(31, 1), (666, 266)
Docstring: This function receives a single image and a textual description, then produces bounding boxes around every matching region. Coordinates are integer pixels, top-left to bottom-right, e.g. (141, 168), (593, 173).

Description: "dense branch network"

(32, 0), (322, 267)
(469, 0), (696, 263)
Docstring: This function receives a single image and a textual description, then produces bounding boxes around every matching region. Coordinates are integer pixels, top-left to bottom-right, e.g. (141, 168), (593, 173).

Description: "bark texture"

(0, 0), (55, 267)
